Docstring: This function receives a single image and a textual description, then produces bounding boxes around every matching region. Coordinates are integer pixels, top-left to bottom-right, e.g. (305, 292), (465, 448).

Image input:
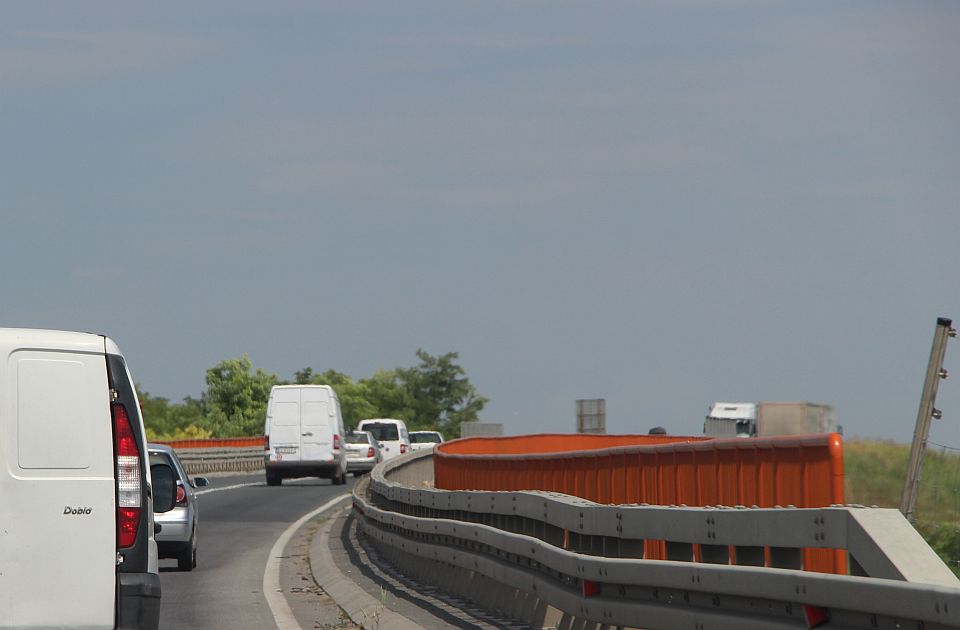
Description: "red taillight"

(400, 443), (407, 454)
(265, 435), (270, 451)
(367, 447), (375, 458)
(114, 404), (138, 458)
(113, 403), (143, 549)
(175, 483), (187, 506)
(117, 508), (140, 549)
(333, 434), (340, 450)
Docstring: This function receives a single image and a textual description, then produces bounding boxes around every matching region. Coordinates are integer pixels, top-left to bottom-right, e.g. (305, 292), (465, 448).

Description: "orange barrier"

(435, 433), (846, 574)
(439, 433), (707, 456)
(156, 436), (265, 449)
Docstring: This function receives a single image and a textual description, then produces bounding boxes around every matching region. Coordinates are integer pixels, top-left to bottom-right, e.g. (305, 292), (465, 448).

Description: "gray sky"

(2, 2), (958, 444)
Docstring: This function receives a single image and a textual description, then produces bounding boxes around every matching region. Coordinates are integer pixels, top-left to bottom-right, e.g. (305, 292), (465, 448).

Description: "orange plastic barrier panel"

(435, 433), (845, 574)
(439, 433), (707, 456)
(157, 436), (266, 449)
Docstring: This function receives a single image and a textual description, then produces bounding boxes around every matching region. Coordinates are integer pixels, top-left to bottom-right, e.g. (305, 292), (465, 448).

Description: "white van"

(264, 385), (348, 486)
(357, 418), (411, 461)
(0, 328), (177, 630)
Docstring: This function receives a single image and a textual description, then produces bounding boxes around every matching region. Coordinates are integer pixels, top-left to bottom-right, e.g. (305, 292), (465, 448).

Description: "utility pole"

(900, 317), (956, 520)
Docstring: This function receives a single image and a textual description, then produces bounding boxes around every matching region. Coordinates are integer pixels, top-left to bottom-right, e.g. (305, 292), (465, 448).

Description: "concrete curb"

(309, 507), (423, 630)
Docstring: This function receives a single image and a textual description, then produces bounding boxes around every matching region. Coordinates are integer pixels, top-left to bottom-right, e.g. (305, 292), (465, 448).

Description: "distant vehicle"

(148, 444), (209, 571)
(264, 385), (348, 486)
(704, 401), (838, 438)
(409, 430), (444, 451)
(344, 430), (382, 475)
(756, 401), (839, 437)
(357, 418), (411, 461)
(0, 328), (177, 629)
(704, 402), (757, 438)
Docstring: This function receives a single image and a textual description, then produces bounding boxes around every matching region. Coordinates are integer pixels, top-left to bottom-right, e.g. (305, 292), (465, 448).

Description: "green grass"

(845, 439), (960, 573)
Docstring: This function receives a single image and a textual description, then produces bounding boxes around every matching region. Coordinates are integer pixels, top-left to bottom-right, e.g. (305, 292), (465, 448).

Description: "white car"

(409, 430), (444, 452)
(357, 418), (411, 461)
(344, 430), (383, 475)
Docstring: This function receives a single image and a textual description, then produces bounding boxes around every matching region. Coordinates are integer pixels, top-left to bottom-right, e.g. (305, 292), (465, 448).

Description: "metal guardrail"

(353, 451), (960, 630)
(434, 432), (847, 573)
(172, 447), (264, 475)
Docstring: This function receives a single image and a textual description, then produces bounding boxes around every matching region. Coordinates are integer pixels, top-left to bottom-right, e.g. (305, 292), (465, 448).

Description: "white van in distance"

(0, 328), (177, 630)
(264, 385), (348, 486)
(357, 418), (411, 461)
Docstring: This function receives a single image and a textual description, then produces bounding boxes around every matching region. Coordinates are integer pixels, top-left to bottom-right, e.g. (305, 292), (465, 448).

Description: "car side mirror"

(152, 463), (177, 514)
(193, 476), (209, 488)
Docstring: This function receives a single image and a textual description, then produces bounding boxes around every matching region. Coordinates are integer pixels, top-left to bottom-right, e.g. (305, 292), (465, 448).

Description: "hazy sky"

(2, 2), (958, 444)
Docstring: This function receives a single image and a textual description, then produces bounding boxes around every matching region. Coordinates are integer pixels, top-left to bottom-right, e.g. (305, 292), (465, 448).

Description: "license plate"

(276, 447), (298, 454)
(347, 451), (361, 458)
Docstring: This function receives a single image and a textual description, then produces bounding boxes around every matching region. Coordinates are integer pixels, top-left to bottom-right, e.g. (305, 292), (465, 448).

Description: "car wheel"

(266, 472), (281, 486)
(177, 544), (194, 572)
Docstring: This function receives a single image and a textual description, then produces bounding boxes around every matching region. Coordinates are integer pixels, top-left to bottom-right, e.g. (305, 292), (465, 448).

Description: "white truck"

(704, 401), (838, 438)
(0, 328), (177, 629)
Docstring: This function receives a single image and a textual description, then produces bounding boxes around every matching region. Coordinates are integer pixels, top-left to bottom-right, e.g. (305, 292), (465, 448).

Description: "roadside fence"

(154, 437), (265, 475)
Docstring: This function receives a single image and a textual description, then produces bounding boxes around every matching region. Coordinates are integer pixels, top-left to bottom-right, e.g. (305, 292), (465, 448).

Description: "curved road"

(158, 473), (356, 630)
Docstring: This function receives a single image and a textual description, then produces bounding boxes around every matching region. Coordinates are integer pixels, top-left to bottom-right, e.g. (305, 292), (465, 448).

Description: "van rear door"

(300, 388), (332, 462)
(268, 387), (302, 463)
(0, 345), (115, 628)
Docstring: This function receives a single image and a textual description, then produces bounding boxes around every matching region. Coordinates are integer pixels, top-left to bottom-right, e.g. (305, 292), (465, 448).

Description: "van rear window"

(364, 424), (399, 441)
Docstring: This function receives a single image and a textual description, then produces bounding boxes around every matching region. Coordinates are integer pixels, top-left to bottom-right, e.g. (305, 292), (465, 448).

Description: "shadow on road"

(337, 511), (519, 629)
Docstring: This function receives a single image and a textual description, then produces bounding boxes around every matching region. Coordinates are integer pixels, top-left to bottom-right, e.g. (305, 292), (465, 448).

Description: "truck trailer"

(704, 401), (838, 438)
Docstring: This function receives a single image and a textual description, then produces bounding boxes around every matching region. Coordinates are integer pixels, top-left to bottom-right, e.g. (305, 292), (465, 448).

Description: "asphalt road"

(157, 472), (357, 630)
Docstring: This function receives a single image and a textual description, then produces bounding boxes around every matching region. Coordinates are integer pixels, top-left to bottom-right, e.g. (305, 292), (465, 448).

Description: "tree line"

(139, 349), (487, 440)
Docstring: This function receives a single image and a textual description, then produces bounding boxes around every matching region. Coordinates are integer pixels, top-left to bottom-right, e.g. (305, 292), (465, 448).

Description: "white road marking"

(262, 493), (352, 630)
(194, 476), (321, 495)
(194, 481), (260, 495)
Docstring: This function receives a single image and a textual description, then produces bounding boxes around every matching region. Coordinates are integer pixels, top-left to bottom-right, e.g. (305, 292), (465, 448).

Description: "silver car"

(148, 444), (209, 571)
(344, 430), (382, 476)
